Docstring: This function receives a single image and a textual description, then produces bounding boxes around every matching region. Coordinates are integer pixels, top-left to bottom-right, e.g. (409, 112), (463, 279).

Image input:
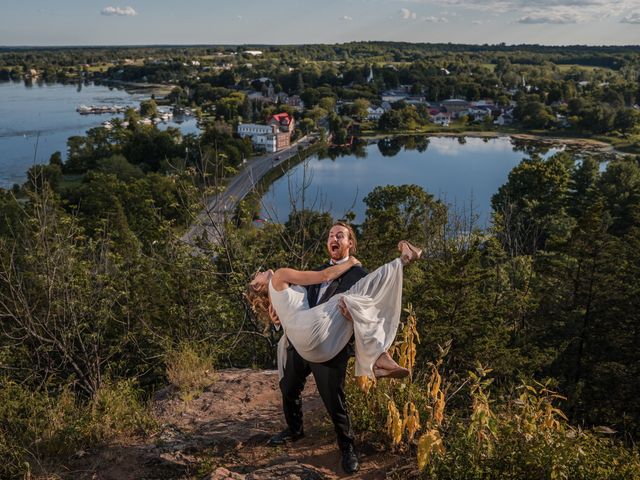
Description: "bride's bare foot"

(398, 241), (423, 265)
(373, 352), (409, 379)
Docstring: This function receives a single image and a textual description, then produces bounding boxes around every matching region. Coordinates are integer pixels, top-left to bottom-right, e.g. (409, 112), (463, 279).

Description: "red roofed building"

(268, 112), (295, 150)
(237, 112), (295, 153)
(270, 113), (294, 132)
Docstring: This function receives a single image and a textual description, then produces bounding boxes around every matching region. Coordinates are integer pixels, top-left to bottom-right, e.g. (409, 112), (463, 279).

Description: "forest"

(2, 42), (640, 148)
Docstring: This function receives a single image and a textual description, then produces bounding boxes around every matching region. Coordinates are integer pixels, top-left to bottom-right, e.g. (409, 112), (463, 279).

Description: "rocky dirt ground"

(53, 369), (409, 480)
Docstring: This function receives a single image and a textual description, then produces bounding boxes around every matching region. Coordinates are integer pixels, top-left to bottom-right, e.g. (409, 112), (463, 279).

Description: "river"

(0, 80), (199, 189)
(261, 136), (561, 228)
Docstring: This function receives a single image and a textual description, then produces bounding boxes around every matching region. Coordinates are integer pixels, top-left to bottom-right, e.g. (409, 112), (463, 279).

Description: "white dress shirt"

(317, 255), (349, 301)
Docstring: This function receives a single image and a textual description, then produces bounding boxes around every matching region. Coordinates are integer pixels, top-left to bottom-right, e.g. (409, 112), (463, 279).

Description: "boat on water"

(76, 104), (128, 115)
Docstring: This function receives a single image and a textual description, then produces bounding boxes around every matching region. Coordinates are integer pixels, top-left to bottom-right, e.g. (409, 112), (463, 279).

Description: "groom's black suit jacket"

(306, 262), (368, 308)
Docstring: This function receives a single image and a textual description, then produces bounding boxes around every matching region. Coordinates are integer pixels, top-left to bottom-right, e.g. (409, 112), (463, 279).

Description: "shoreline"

(361, 131), (620, 155)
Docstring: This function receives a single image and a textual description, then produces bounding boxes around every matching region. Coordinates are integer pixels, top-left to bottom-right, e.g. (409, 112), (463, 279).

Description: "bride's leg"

(346, 240), (421, 299)
(373, 352), (409, 379)
(343, 240), (422, 379)
(398, 241), (422, 265)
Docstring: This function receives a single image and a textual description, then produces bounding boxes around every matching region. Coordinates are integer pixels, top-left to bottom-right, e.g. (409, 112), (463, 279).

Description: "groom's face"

(327, 225), (353, 262)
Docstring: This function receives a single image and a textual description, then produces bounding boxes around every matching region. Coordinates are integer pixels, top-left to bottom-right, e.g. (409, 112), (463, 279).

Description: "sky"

(1, 0), (640, 46)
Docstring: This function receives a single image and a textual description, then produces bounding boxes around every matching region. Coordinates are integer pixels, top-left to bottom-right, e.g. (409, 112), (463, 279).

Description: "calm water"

(261, 137), (560, 228)
(0, 80), (199, 189)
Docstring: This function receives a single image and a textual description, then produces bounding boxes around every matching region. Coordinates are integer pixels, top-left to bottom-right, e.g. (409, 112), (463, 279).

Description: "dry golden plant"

(386, 399), (403, 446)
(165, 342), (215, 401)
(382, 306), (449, 470)
(467, 362), (497, 456)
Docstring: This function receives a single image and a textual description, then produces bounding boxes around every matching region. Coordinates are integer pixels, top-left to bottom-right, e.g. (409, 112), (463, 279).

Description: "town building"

(367, 106), (386, 121)
(237, 113), (295, 153)
(431, 112), (452, 126)
(441, 99), (471, 118)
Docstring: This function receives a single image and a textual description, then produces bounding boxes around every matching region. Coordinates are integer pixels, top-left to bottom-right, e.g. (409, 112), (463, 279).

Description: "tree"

(515, 96), (554, 129)
(26, 163), (62, 191)
(295, 72), (305, 94)
(318, 96), (336, 113)
(614, 108), (640, 136)
(378, 109), (403, 130)
(568, 156), (600, 219)
(352, 98), (370, 120)
(596, 158), (640, 236)
(361, 184), (445, 263)
(491, 153), (573, 254)
(241, 95), (252, 121)
(0, 186), (134, 397)
(139, 99), (158, 118)
(168, 86), (188, 106)
(579, 102), (615, 134)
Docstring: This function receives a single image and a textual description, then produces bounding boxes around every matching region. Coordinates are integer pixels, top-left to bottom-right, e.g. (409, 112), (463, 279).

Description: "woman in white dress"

(247, 241), (422, 380)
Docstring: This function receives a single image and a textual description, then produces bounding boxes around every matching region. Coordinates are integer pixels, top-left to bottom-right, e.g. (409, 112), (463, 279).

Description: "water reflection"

(261, 136), (562, 228)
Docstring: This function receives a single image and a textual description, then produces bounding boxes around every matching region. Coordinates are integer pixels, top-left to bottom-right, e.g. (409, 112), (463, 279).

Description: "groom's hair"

(332, 221), (357, 254)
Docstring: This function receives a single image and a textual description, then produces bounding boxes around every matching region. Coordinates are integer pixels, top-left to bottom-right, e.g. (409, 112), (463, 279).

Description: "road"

(181, 135), (315, 246)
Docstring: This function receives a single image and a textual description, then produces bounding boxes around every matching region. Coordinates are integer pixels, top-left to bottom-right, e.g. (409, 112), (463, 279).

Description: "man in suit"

(268, 221), (365, 474)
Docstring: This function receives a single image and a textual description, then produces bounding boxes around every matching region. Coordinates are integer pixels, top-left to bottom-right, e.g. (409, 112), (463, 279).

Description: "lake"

(260, 136), (561, 228)
(0, 80), (199, 189)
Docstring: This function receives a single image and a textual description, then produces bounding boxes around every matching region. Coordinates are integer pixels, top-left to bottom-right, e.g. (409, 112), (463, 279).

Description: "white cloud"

(400, 8), (418, 19)
(518, 7), (583, 24)
(423, 15), (449, 22)
(101, 6), (137, 16)
(412, 0), (640, 23)
(341, 15), (354, 21)
(621, 10), (640, 22)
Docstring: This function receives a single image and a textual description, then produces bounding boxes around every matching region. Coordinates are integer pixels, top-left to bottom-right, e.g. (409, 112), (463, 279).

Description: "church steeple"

(367, 65), (374, 83)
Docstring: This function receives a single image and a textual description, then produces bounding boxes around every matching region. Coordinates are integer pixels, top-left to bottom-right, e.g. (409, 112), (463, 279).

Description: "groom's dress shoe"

(341, 444), (360, 474)
(267, 428), (305, 446)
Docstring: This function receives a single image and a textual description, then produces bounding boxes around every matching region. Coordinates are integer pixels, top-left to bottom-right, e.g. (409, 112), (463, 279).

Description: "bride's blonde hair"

(245, 273), (278, 330)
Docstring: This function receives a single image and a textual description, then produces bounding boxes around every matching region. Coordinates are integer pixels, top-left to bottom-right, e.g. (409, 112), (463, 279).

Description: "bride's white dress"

(269, 258), (404, 379)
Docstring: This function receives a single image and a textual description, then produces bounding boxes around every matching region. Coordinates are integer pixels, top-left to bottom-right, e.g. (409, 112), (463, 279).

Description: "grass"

(556, 64), (612, 72)
(165, 342), (216, 402)
(594, 132), (640, 154)
(84, 62), (116, 73)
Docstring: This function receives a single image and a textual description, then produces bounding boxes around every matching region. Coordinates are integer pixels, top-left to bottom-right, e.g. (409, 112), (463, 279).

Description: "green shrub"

(0, 378), (155, 479)
(87, 378), (157, 443)
(345, 310), (640, 480)
(165, 342), (216, 401)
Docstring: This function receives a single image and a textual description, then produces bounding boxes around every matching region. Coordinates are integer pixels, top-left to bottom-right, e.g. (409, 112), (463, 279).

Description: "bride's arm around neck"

(271, 257), (360, 291)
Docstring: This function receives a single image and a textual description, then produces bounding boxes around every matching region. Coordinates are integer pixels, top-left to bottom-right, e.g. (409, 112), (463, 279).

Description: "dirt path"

(59, 369), (404, 480)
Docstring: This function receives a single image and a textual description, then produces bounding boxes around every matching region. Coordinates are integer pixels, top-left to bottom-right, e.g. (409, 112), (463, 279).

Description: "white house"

(237, 123), (274, 137)
(367, 106), (385, 121)
(238, 123), (278, 153)
(468, 107), (492, 122)
(431, 112), (452, 126)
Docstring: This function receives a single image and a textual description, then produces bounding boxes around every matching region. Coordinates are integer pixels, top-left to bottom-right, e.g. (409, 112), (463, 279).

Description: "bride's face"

(250, 269), (274, 291)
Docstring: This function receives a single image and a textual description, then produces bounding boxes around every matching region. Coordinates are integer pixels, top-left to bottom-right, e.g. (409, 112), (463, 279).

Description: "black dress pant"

(279, 341), (354, 450)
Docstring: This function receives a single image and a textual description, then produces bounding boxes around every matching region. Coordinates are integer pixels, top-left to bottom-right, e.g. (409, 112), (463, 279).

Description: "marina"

(76, 104), (129, 115)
